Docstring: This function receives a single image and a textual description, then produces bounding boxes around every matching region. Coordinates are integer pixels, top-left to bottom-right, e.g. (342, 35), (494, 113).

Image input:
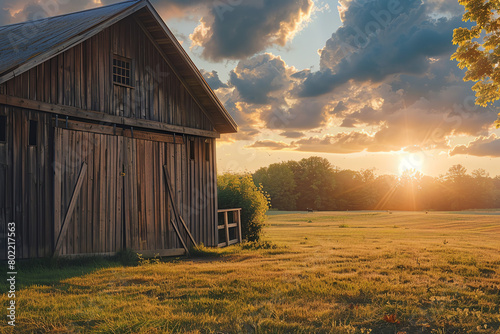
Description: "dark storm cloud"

(190, 0), (313, 61)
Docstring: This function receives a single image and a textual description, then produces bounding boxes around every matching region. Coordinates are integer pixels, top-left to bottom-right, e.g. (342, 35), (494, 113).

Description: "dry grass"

(1, 211), (500, 333)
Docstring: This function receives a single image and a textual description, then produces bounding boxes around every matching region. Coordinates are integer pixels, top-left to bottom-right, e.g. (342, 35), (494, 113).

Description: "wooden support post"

(54, 162), (87, 257)
(224, 211), (229, 247)
(163, 165), (197, 248)
(237, 209), (242, 243)
(171, 219), (189, 255)
(179, 216), (196, 246)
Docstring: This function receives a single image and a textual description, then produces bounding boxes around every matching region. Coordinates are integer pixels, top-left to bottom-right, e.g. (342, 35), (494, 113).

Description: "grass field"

(1, 211), (500, 333)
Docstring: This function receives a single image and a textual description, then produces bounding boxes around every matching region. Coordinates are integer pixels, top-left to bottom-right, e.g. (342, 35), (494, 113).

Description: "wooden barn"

(0, 0), (238, 259)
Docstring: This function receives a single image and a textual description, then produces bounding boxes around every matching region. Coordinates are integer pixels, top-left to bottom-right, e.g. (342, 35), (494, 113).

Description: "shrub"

(218, 173), (269, 242)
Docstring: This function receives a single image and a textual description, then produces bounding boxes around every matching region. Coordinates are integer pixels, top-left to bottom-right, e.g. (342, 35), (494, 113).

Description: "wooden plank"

(144, 141), (154, 250)
(0, 94), (220, 138)
(170, 218), (189, 255)
(108, 136), (116, 253)
(179, 217), (196, 246)
(237, 209), (242, 243)
(131, 138), (139, 250)
(100, 135), (108, 253)
(122, 129), (184, 144)
(116, 136), (123, 251)
(85, 132), (93, 254)
(123, 137), (132, 250)
(28, 140), (37, 258)
(53, 128), (62, 252)
(53, 119), (119, 136)
(20, 111), (27, 259)
(135, 248), (186, 258)
(217, 208), (243, 213)
(137, 140), (146, 249)
(54, 162), (88, 257)
(228, 239), (239, 246)
(73, 130), (82, 255)
(163, 164), (197, 247)
(93, 133), (100, 253)
(224, 211), (229, 247)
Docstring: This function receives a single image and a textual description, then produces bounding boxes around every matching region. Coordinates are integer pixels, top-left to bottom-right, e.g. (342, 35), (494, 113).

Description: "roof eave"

(143, 1), (238, 134)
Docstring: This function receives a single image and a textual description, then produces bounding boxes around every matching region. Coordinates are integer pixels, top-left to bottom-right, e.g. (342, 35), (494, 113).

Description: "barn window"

(113, 56), (132, 87)
(205, 142), (210, 162)
(0, 116), (6, 142)
(29, 120), (37, 146)
(190, 140), (195, 160)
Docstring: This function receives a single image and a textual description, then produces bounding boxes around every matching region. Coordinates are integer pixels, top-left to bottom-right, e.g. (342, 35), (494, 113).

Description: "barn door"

(122, 137), (179, 254)
(53, 127), (124, 255)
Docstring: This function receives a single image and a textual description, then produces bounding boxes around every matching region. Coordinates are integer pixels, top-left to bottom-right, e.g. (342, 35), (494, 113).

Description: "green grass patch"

(2, 211), (500, 333)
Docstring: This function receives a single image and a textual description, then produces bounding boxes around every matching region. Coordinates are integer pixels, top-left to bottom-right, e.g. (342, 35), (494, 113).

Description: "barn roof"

(0, 0), (237, 134)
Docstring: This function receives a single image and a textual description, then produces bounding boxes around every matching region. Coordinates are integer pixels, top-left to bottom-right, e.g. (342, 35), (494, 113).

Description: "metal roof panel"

(0, 0), (140, 77)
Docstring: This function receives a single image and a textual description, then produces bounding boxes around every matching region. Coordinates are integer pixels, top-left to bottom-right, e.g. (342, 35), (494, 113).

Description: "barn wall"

(52, 126), (217, 256)
(0, 106), (53, 259)
(0, 12), (222, 258)
(3, 15), (215, 132)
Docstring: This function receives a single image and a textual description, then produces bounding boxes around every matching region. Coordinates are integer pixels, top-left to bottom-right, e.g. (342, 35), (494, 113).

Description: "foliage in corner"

(451, 0), (500, 127)
(218, 173), (269, 242)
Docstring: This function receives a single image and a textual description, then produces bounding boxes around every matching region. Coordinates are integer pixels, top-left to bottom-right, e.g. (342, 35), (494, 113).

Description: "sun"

(398, 154), (424, 176)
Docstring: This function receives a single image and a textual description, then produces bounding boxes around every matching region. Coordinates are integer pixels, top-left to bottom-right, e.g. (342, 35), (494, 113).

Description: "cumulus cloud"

(299, 0), (466, 97)
(229, 54), (292, 105)
(280, 131), (305, 139)
(200, 69), (228, 90)
(247, 140), (294, 150)
(190, 0), (314, 61)
(293, 132), (375, 153)
(450, 135), (500, 157)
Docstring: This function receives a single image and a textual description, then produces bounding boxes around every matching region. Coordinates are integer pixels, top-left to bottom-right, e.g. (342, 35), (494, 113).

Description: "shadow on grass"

(0, 249), (186, 290)
(1, 242), (280, 291)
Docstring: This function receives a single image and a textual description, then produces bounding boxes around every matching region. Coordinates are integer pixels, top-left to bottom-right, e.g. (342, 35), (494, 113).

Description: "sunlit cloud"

(449, 135), (500, 157)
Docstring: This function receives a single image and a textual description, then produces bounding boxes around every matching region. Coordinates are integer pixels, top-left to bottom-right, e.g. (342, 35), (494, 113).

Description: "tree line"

(252, 157), (500, 211)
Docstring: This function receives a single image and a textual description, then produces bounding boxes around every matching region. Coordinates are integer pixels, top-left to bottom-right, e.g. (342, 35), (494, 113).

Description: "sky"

(1, 0), (499, 177)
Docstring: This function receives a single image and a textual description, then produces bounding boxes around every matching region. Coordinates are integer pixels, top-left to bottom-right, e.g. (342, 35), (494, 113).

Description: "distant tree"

(493, 176), (500, 207)
(332, 169), (377, 210)
(288, 157), (336, 211)
(444, 164), (474, 210)
(451, 0), (500, 127)
(333, 170), (360, 210)
(218, 173), (269, 241)
(253, 162), (298, 211)
(470, 169), (495, 208)
(392, 171), (424, 211)
(372, 174), (398, 210)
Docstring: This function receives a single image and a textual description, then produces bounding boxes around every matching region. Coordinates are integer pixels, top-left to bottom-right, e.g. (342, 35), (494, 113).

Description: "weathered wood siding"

(0, 106), (53, 259)
(3, 15), (214, 132)
(0, 12), (221, 258)
(52, 127), (217, 256)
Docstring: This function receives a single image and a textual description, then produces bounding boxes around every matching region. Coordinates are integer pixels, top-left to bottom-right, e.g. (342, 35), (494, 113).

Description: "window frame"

(112, 54), (134, 89)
